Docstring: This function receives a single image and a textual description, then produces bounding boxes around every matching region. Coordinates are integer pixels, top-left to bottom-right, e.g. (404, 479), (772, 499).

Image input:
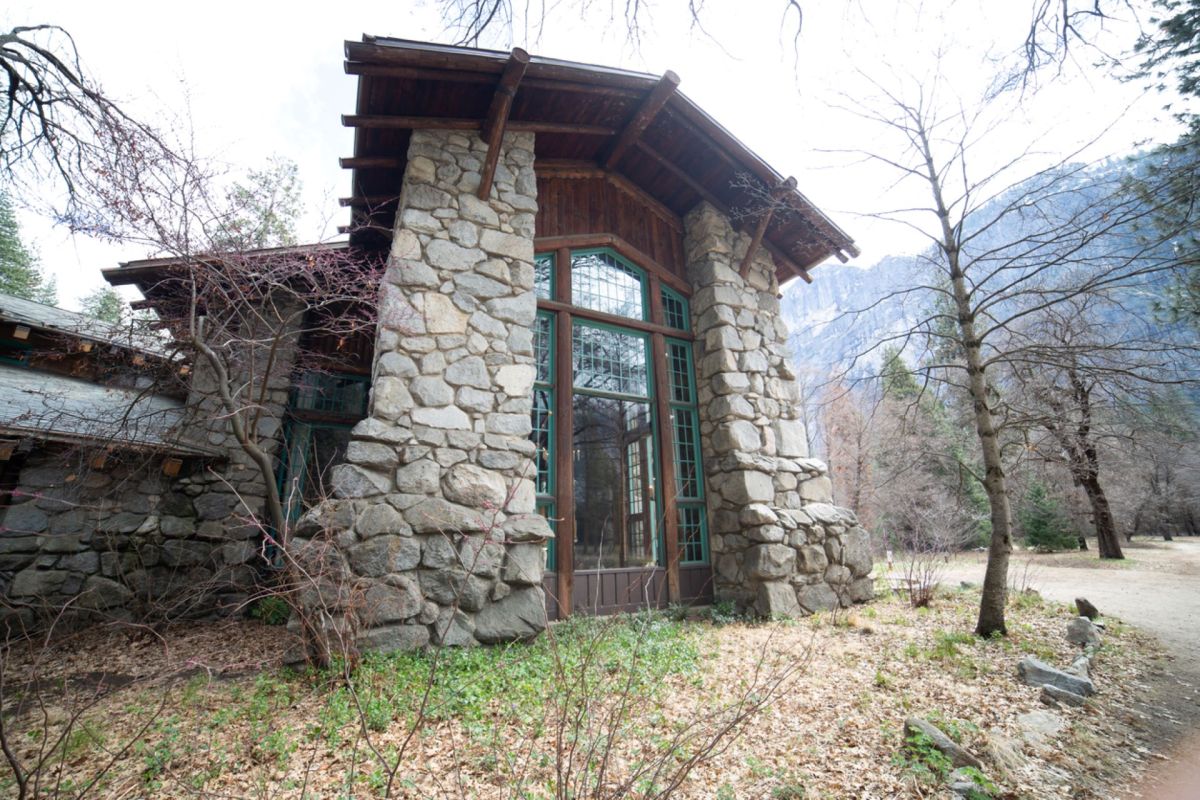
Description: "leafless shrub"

(890, 494), (983, 609)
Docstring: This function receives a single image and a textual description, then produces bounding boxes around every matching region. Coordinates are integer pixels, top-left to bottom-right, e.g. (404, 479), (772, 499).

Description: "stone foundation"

(291, 129), (552, 651)
(684, 203), (873, 616)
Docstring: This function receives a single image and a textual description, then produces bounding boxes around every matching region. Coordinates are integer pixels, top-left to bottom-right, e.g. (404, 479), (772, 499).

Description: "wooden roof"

(341, 37), (859, 279)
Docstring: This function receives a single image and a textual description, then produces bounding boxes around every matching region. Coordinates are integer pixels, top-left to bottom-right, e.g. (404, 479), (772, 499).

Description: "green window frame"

(534, 252), (555, 301)
(667, 337), (708, 564)
(661, 285), (690, 332)
(528, 247), (709, 571)
(569, 248), (649, 322)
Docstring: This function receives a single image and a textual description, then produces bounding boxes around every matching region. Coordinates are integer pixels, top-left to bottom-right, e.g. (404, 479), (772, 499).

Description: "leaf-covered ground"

(0, 585), (1166, 798)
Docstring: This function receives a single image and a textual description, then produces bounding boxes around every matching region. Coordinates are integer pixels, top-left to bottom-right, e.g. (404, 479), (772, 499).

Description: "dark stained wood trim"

(651, 328), (682, 604)
(534, 233), (691, 296)
(554, 308), (575, 619)
(344, 61), (643, 99)
(343, 114), (616, 137)
(602, 71), (680, 170)
(337, 223), (394, 238)
(739, 176), (797, 279)
(345, 61), (497, 83)
(478, 49), (530, 200)
(339, 156), (405, 169)
(346, 39), (660, 91)
(339, 196), (398, 208)
(761, 239), (813, 284)
(556, 247), (572, 306)
(536, 299), (693, 340)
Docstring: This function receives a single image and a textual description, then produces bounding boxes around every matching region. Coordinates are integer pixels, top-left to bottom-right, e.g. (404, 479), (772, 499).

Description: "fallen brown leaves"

(0, 587), (1166, 799)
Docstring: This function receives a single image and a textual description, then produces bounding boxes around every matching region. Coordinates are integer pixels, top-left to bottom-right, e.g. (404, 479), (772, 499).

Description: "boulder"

(744, 544), (795, 580)
(474, 586), (546, 642)
(797, 582), (840, 613)
(1066, 616), (1101, 649)
(1016, 709), (1066, 750)
(903, 717), (983, 770)
(442, 463), (508, 508)
(756, 581), (801, 618)
(1016, 656), (1096, 696)
(1040, 684), (1087, 708)
(948, 767), (990, 798)
(359, 624), (430, 653)
(1074, 597), (1099, 620)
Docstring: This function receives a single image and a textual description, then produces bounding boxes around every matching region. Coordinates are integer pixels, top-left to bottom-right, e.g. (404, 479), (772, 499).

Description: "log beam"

(342, 114), (615, 137)
(478, 48), (530, 200)
(739, 176), (797, 280)
(338, 196), (397, 208)
(339, 156), (404, 169)
(602, 70), (679, 170)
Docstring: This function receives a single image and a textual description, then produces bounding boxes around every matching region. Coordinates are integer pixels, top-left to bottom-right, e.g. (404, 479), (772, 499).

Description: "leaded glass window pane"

(678, 505), (707, 563)
(571, 250), (645, 320)
(535, 253), (554, 300)
(662, 286), (689, 331)
(667, 341), (693, 405)
(534, 313), (553, 385)
(572, 323), (648, 397)
(531, 388), (553, 495)
(672, 408), (701, 500)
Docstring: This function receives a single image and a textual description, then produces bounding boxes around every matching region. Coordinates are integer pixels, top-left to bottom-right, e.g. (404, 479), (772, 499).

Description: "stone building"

(0, 292), (258, 629)
(0, 39), (874, 647)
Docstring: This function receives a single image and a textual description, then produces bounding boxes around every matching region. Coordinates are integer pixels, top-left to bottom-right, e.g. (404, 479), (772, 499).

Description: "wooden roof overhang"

(102, 241), (354, 320)
(341, 36), (859, 285)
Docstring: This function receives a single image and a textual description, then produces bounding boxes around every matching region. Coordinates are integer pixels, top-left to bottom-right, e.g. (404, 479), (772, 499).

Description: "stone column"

(299, 129), (551, 652)
(683, 202), (873, 617)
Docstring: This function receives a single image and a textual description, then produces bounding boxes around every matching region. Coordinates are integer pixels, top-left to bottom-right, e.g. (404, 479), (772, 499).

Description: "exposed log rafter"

(739, 176), (797, 279)
(633, 142), (812, 284)
(478, 48), (530, 200)
(602, 70), (679, 170)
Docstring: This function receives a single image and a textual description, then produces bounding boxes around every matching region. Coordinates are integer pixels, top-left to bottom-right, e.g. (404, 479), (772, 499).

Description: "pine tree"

(79, 286), (127, 323)
(0, 190), (56, 304)
(1019, 482), (1079, 551)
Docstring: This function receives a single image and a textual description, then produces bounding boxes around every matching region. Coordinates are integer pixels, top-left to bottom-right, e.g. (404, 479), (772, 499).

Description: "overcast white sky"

(8, 1), (1175, 309)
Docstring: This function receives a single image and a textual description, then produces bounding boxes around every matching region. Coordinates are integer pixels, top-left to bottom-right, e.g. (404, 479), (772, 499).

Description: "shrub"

(1019, 483), (1078, 551)
(250, 595), (291, 626)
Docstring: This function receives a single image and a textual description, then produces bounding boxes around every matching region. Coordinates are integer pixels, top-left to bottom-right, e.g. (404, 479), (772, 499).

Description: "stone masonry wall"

(684, 202), (873, 617)
(0, 446), (261, 632)
(293, 129), (552, 652)
(0, 324), (297, 632)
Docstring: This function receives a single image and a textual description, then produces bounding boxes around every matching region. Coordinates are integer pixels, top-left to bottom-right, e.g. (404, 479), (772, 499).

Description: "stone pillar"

(301, 129), (551, 652)
(683, 202), (873, 616)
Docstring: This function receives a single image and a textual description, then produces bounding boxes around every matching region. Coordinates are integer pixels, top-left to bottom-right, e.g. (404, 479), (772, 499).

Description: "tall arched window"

(531, 246), (708, 614)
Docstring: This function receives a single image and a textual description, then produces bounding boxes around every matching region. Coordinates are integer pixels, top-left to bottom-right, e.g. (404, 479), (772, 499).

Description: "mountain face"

(781, 254), (924, 375)
(780, 154), (1190, 377)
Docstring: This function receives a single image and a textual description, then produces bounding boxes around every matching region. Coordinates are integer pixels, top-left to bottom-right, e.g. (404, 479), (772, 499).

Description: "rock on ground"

(903, 717), (984, 770)
(1017, 656), (1097, 697)
(1075, 596), (1100, 619)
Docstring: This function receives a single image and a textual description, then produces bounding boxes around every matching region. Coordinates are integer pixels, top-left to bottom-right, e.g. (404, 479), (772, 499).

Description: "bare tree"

(834, 69), (1195, 635)
(1001, 291), (1198, 557)
(0, 24), (178, 226)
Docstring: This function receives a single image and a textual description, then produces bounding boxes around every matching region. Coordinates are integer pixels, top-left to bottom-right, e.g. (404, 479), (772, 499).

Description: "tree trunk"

(1080, 475), (1123, 559)
(918, 123), (1013, 638)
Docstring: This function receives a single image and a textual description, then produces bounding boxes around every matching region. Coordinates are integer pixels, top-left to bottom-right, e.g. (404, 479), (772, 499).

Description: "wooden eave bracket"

(477, 48), (530, 200)
(739, 176), (798, 280)
(602, 70), (680, 170)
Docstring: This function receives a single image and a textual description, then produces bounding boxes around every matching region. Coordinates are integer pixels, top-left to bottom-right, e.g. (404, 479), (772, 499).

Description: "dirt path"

(941, 539), (1200, 797)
